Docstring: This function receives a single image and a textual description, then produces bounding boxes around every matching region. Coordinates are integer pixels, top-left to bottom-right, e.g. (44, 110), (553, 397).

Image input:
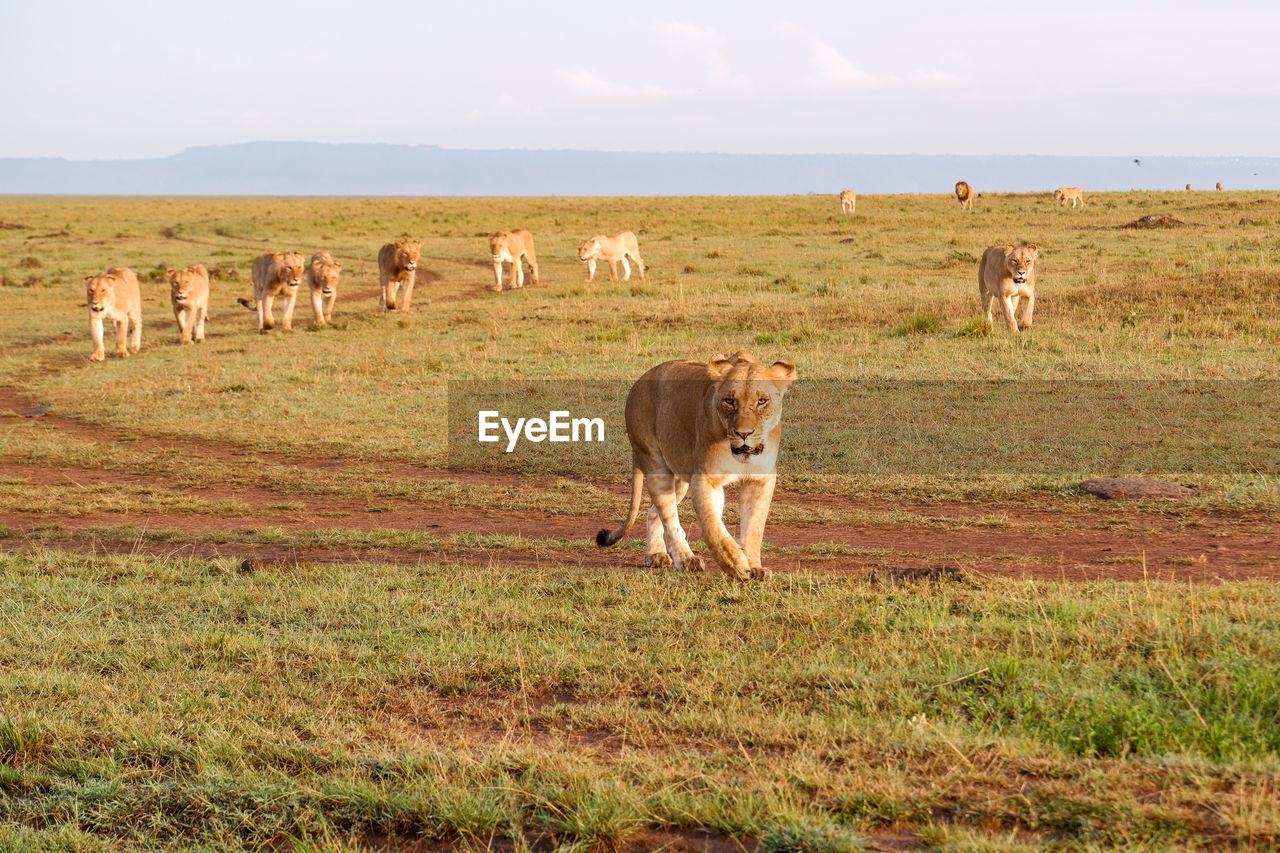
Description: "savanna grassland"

(1, 191), (1279, 851)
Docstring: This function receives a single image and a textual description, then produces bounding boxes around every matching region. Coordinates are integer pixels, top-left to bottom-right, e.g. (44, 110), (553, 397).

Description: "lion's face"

(1004, 246), (1038, 285)
(578, 238), (600, 261)
(394, 240), (421, 271)
(168, 268), (199, 306)
(311, 259), (340, 295)
(279, 252), (306, 288)
(490, 232), (510, 260)
(709, 355), (798, 463)
(85, 274), (115, 313)
(1053, 188), (1063, 201)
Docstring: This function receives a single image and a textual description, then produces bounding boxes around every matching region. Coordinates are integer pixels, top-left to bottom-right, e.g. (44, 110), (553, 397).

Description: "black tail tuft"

(236, 297), (255, 311)
(596, 529), (613, 547)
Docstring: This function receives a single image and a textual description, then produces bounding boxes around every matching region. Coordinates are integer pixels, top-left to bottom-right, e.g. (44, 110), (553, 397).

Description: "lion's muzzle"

(731, 443), (766, 461)
(90, 304), (104, 313)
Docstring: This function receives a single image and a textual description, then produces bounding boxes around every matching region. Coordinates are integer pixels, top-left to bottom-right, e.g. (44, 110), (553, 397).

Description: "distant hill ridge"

(1, 142), (1275, 195)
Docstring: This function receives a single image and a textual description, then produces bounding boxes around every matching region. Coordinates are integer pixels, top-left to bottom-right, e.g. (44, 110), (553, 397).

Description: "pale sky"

(3, 0), (1278, 160)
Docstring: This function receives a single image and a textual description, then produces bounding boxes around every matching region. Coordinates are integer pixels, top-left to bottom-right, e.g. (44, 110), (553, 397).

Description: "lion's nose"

(734, 429), (753, 440)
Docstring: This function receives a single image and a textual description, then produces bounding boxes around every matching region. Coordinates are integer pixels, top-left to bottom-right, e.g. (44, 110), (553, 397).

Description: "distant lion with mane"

(578, 231), (645, 281)
(596, 351), (797, 581)
(489, 229), (540, 291)
(955, 181), (974, 211)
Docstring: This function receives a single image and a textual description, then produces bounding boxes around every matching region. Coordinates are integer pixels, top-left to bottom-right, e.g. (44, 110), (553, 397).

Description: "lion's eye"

(756, 398), (768, 409)
(723, 398), (736, 409)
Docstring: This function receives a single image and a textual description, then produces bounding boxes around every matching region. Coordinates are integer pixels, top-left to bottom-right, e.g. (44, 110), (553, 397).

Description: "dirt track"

(4, 384), (1277, 583)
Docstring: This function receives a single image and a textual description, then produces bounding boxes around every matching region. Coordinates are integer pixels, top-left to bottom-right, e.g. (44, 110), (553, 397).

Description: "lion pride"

(578, 231), (645, 281)
(84, 267), (142, 362)
(839, 189), (856, 213)
(489, 229), (540, 292)
(596, 351), (797, 581)
(306, 252), (342, 324)
(955, 181), (974, 210)
(1053, 187), (1085, 209)
(979, 243), (1038, 334)
(378, 238), (421, 311)
(166, 263), (210, 344)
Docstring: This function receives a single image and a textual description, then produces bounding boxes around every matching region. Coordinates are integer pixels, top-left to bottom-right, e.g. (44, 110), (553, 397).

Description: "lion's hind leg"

(645, 477), (690, 569)
(648, 472), (700, 571)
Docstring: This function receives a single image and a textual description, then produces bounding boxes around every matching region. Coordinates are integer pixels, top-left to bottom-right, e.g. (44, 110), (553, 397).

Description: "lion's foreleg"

(492, 261), (504, 291)
(194, 306), (207, 342)
(263, 293), (276, 331)
(634, 254), (644, 280)
(177, 306), (192, 343)
(649, 472), (699, 570)
(691, 475), (751, 580)
(1018, 289), (1035, 330)
(620, 257), (631, 281)
(999, 294), (1020, 334)
(512, 260), (523, 289)
(586, 259), (596, 281)
(608, 259), (619, 281)
(311, 288), (326, 325)
(89, 312), (105, 362)
(113, 315), (129, 357)
(400, 273), (416, 311)
(739, 477), (776, 580)
(281, 289), (298, 331)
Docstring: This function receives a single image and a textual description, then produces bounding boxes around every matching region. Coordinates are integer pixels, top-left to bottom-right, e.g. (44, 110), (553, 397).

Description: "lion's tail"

(596, 464), (644, 547)
(236, 297), (256, 311)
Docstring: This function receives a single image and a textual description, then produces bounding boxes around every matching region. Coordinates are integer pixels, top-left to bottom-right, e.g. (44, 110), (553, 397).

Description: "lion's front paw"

(749, 566), (772, 581)
(682, 554), (706, 573)
(646, 551), (673, 569)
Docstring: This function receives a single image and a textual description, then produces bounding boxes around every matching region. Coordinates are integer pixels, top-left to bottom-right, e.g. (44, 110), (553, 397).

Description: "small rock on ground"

(1080, 477), (1198, 500)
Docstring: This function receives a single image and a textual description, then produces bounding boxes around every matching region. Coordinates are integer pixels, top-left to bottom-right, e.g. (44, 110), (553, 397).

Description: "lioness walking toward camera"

(578, 231), (644, 281)
(596, 351), (797, 581)
(955, 181), (974, 211)
(489, 229), (539, 291)
(1053, 186), (1085, 209)
(241, 251), (306, 333)
(85, 267), (142, 362)
(979, 244), (1038, 334)
(307, 252), (341, 324)
(839, 189), (856, 213)
(167, 264), (210, 344)
(379, 238), (421, 310)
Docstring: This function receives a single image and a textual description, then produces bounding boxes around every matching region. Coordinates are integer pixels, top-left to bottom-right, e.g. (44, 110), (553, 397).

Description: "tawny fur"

(306, 252), (342, 324)
(167, 264), (210, 344)
(378, 239), (422, 311)
(839, 190), (856, 213)
(578, 231), (645, 281)
(596, 351), (798, 581)
(978, 244), (1038, 334)
(85, 267), (142, 362)
(955, 181), (974, 211)
(488, 230), (540, 291)
(245, 251), (306, 333)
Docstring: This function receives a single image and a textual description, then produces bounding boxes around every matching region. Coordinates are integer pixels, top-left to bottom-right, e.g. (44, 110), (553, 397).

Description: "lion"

(1053, 187), (1085, 209)
(85, 267), (142, 362)
(489, 229), (540, 292)
(839, 189), (856, 213)
(166, 264), (210, 344)
(1216, 182), (1224, 192)
(596, 351), (798, 581)
(979, 243), (1038, 334)
(955, 181), (974, 211)
(307, 252), (342, 324)
(378, 238), (422, 310)
(578, 231), (645, 281)
(1186, 184), (1192, 191)
(238, 251), (306, 333)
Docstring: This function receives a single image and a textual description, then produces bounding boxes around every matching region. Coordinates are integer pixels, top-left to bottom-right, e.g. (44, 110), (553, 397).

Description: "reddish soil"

(3, 384), (1278, 583)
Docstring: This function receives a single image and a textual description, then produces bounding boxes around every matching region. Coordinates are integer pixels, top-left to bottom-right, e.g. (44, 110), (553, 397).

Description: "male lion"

(578, 231), (645, 281)
(1186, 183), (1192, 191)
(1216, 182), (1224, 192)
(979, 243), (1038, 334)
(1053, 187), (1085, 209)
(240, 251), (306, 333)
(307, 252), (342, 324)
(596, 351), (798, 581)
(489, 229), (540, 292)
(166, 264), (210, 345)
(955, 181), (974, 211)
(379, 238), (421, 310)
(839, 189), (856, 213)
(85, 267), (142, 362)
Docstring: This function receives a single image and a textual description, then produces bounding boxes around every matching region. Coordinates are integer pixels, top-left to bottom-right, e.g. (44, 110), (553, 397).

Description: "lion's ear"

(334, 261), (342, 270)
(83, 275), (93, 283)
(1003, 244), (1014, 253)
(1028, 244), (1038, 255)
(707, 354), (734, 378)
(767, 358), (797, 388)
(727, 350), (756, 365)
(165, 268), (175, 276)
